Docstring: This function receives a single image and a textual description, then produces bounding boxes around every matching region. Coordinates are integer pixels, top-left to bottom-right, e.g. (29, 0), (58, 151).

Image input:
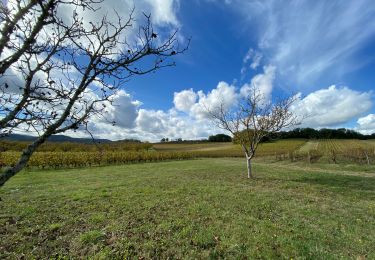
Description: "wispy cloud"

(233, 0), (375, 87)
(241, 48), (263, 77)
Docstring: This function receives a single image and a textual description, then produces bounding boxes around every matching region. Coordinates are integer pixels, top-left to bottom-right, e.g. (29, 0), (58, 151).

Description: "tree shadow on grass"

(292, 173), (375, 192)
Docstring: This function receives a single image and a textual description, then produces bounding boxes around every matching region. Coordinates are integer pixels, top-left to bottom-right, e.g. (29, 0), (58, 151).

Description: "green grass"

(1, 158), (374, 258)
(153, 139), (306, 158)
(298, 140), (319, 153)
(153, 142), (236, 152)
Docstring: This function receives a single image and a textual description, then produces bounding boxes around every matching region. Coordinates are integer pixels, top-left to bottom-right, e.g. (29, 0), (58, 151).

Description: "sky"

(5, 0), (375, 141)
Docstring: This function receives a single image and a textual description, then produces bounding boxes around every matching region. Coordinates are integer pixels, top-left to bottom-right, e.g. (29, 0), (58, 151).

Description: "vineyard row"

(1, 147), (375, 170)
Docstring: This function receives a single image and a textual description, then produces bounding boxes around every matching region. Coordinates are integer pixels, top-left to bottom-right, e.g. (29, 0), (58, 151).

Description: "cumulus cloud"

(240, 65), (275, 101)
(173, 88), (197, 113)
(136, 109), (167, 133)
(356, 114), (375, 135)
(70, 88), (223, 141)
(77, 81), (240, 141)
(106, 90), (141, 128)
(172, 82), (239, 121)
(189, 81), (238, 120)
(135, 108), (220, 140)
(82, 107), (220, 141)
(66, 82), (373, 142)
(292, 85), (372, 128)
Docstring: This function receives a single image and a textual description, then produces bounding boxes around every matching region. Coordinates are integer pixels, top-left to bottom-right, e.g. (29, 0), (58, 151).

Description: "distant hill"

(3, 134), (112, 144)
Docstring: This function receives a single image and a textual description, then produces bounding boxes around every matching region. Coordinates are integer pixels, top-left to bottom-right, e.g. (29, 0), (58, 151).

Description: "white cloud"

(190, 81), (238, 120)
(243, 48), (254, 64)
(2, 0), (183, 140)
(144, 0), (180, 26)
(76, 82), (239, 141)
(240, 65), (275, 101)
(356, 114), (375, 135)
(52, 0), (181, 51)
(250, 53), (262, 70)
(292, 85), (372, 128)
(59, 83), (374, 141)
(3, 0), (182, 60)
(55, 0), (180, 28)
(106, 90), (141, 128)
(136, 108), (220, 140)
(241, 48), (263, 76)
(136, 109), (167, 133)
(230, 0), (375, 86)
(81, 107), (221, 141)
(173, 88), (197, 112)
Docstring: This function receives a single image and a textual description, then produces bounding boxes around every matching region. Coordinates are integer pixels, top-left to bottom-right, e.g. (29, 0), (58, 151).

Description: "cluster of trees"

(160, 138), (208, 143)
(160, 134), (232, 143)
(160, 138), (183, 142)
(233, 128), (375, 144)
(208, 134), (232, 142)
(264, 128), (375, 141)
(161, 128), (374, 146)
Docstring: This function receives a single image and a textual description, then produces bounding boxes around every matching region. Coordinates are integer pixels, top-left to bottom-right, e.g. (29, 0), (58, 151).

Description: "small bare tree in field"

(0, 0), (188, 186)
(209, 87), (299, 179)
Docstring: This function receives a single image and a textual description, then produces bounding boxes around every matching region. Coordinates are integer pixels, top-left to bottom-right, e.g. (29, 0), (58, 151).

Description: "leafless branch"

(208, 86), (300, 178)
(0, 0), (188, 187)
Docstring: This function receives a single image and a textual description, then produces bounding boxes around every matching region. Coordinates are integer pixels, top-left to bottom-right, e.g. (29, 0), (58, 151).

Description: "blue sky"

(10, 0), (373, 141)
(126, 0), (375, 107)
(123, 1), (246, 109)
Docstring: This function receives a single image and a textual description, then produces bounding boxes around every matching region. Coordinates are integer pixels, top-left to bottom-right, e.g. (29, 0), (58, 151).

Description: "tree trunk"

(0, 134), (47, 187)
(364, 150), (370, 165)
(246, 156), (253, 179)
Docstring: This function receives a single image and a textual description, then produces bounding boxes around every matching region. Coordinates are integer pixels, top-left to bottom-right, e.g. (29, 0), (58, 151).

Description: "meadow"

(1, 139), (375, 258)
(1, 158), (374, 258)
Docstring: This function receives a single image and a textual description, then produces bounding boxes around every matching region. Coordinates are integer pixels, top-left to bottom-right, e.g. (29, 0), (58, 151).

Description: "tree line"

(265, 128), (375, 141)
(233, 128), (375, 144)
(162, 127), (375, 145)
(160, 134), (232, 143)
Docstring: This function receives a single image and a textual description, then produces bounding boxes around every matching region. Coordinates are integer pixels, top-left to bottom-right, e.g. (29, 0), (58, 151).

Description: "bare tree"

(209, 87), (299, 179)
(0, 0), (188, 186)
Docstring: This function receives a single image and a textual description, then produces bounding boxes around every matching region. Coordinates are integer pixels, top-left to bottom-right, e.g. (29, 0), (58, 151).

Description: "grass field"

(1, 158), (374, 258)
(153, 140), (306, 155)
(154, 139), (305, 159)
(153, 142), (236, 152)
